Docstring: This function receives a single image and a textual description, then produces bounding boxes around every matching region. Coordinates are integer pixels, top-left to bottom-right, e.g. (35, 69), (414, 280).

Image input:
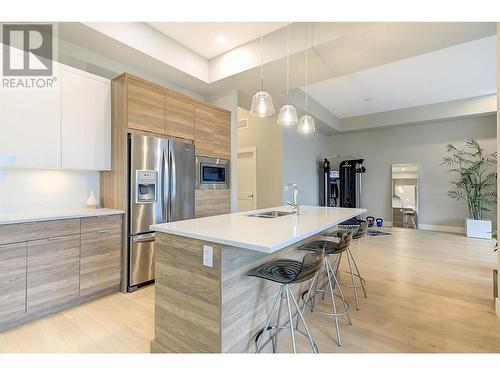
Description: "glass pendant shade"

(277, 104), (298, 126)
(297, 114), (316, 134)
(250, 90), (275, 117)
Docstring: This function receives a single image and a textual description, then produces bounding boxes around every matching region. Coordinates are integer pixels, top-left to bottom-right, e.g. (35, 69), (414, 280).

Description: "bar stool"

(325, 219), (368, 310)
(247, 249), (324, 353)
(297, 230), (353, 346)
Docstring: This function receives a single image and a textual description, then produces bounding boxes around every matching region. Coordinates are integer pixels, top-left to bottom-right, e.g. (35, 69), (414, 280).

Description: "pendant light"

(278, 25), (298, 126)
(250, 25), (275, 117)
(297, 23), (315, 134)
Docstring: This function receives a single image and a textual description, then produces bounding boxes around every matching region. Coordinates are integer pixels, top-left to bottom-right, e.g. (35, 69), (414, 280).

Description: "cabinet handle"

(97, 230), (110, 234)
(48, 236), (64, 241)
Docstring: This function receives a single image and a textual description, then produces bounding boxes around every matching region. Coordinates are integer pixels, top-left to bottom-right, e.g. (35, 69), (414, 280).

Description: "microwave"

(196, 156), (230, 190)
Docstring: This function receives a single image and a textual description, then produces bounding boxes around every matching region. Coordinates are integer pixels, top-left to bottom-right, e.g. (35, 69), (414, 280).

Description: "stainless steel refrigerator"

(127, 133), (195, 291)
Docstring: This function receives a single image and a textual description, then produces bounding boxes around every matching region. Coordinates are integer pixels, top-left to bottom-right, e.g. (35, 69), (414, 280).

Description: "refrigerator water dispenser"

(135, 170), (157, 203)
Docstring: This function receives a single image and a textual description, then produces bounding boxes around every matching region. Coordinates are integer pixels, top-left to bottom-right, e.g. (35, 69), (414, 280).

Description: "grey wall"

(237, 107), (283, 209)
(282, 127), (330, 206)
(328, 115), (497, 229)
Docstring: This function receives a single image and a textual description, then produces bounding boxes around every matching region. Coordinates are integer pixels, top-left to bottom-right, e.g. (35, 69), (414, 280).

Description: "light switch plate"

(203, 245), (213, 268)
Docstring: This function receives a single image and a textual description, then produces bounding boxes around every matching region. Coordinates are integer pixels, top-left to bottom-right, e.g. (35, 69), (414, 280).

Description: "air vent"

(237, 118), (248, 130)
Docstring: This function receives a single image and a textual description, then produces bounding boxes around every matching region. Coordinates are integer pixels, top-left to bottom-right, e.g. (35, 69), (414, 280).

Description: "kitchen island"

(150, 205), (366, 353)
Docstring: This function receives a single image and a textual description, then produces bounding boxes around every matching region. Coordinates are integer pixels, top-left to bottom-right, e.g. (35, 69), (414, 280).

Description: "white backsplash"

(0, 169), (99, 214)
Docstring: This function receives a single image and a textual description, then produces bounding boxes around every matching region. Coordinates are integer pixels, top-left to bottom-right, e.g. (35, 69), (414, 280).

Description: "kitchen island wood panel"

(151, 233), (221, 353)
(151, 231), (319, 353)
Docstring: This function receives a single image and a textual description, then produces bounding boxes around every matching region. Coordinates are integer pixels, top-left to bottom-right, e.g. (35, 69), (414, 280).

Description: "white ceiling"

(304, 35), (497, 119)
(147, 22), (288, 59)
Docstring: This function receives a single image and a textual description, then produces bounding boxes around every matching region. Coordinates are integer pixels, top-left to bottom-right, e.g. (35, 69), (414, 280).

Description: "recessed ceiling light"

(216, 36), (226, 44)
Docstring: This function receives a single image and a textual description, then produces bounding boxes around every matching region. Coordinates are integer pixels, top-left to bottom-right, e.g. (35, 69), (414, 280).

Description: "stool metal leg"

(348, 248), (367, 298)
(273, 289), (284, 353)
(255, 286), (283, 353)
(288, 285), (318, 353)
(325, 259), (342, 346)
(284, 285), (296, 353)
(346, 247), (361, 310)
(326, 259), (352, 326)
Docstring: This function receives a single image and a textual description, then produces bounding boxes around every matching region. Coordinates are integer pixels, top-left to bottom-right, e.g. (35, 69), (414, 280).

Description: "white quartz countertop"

(151, 205), (367, 253)
(0, 208), (125, 225)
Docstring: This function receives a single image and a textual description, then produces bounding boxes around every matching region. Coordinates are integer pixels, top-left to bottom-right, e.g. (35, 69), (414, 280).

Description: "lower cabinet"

(0, 215), (123, 332)
(80, 228), (121, 297)
(0, 242), (27, 322)
(27, 235), (80, 313)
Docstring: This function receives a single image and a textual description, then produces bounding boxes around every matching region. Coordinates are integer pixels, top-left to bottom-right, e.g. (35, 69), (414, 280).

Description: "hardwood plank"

(0, 242), (27, 323)
(195, 189), (231, 218)
(0, 219), (80, 245)
(27, 235), (80, 313)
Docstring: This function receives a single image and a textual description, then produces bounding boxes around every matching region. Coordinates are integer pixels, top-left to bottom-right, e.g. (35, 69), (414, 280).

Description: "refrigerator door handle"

(162, 148), (169, 222)
(169, 145), (177, 221)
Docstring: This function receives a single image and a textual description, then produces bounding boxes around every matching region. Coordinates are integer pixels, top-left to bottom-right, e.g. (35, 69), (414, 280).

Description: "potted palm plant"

(441, 139), (497, 239)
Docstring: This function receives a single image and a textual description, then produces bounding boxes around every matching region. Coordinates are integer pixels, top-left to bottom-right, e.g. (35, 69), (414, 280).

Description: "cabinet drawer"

(0, 219), (81, 245)
(0, 242), (27, 322)
(80, 228), (121, 296)
(81, 215), (123, 234)
(27, 235), (80, 313)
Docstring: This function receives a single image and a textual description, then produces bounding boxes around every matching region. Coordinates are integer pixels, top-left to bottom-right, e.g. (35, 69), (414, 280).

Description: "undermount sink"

(246, 210), (295, 218)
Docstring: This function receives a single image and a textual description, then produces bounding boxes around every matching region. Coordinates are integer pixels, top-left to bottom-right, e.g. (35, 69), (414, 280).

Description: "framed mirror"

(392, 164), (419, 229)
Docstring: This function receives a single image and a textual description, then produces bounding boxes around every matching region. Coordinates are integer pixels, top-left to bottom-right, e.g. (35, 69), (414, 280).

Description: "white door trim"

(237, 147), (257, 210)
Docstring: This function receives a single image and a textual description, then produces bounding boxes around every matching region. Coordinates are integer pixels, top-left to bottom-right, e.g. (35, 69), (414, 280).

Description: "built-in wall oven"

(196, 156), (229, 190)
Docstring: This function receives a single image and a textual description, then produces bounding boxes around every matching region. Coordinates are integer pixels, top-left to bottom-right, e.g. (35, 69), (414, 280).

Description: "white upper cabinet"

(61, 66), (111, 170)
(0, 62), (111, 171)
(0, 65), (62, 169)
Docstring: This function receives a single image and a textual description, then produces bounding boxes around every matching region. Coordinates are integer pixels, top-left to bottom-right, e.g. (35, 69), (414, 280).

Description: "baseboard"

(418, 224), (465, 234)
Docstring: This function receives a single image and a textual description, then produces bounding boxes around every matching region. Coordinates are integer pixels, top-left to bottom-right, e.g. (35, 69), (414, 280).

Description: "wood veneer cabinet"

(0, 215), (123, 332)
(127, 76), (165, 134)
(27, 235), (80, 312)
(0, 242), (27, 323)
(165, 91), (195, 140)
(194, 104), (231, 159)
(80, 216), (122, 297)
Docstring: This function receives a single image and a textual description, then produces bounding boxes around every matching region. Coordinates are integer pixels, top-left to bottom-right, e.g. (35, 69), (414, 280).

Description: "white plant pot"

(465, 218), (492, 239)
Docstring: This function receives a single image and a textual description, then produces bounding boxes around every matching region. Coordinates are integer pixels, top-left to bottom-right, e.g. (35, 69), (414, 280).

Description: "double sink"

(246, 210), (296, 219)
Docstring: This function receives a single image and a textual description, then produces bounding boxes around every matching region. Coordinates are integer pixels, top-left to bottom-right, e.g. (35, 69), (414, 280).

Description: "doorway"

(237, 147), (257, 211)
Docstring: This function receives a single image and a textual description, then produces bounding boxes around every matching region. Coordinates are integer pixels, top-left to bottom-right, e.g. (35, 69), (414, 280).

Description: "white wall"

(328, 115), (497, 230)
(0, 169), (99, 214)
(237, 107), (283, 209)
(282, 127), (330, 206)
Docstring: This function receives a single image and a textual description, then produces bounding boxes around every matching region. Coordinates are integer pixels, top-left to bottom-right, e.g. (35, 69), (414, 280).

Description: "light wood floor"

(0, 227), (498, 353)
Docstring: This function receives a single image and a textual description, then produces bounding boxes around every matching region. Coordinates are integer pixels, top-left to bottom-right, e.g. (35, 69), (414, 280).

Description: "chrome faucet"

(286, 183), (299, 215)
